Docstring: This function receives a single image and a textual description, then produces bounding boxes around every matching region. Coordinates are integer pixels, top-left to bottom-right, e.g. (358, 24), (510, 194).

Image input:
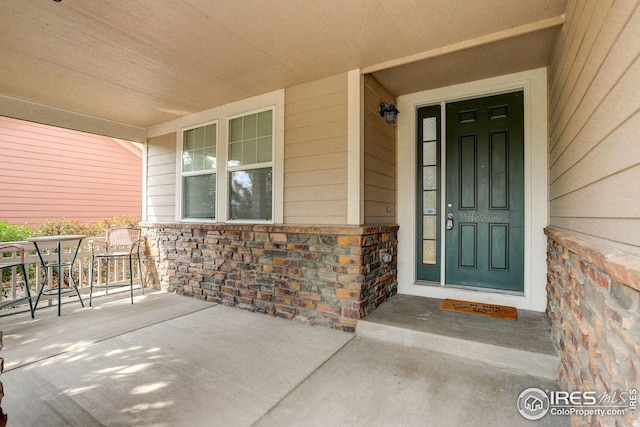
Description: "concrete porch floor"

(357, 294), (560, 379)
(0, 292), (566, 426)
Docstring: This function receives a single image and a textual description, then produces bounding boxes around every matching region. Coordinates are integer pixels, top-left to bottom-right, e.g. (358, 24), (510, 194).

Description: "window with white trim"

(227, 109), (273, 221)
(181, 122), (217, 220)
(174, 91), (282, 224)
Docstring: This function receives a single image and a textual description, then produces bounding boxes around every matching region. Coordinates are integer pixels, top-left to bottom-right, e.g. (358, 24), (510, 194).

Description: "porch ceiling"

(0, 0), (566, 135)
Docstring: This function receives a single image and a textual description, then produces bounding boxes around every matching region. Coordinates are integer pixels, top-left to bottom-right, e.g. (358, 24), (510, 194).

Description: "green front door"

(445, 92), (524, 291)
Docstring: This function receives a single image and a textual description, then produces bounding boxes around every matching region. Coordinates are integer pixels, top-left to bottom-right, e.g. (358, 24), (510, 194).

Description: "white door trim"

(396, 68), (549, 312)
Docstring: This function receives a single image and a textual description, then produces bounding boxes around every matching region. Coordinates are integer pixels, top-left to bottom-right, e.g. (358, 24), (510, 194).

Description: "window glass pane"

(423, 190), (437, 215)
(230, 117), (243, 142)
(194, 150), (205, 171)
(184, 129), (195, 150)
(243, 114), (257, 139)
(423, 166), (437, 190)
(423, 141), (437, 166)
(184, 174), (216, 218)
(229, 168), (272, 220)
(423, 117), (436, 142)
(243, 139), (257, 165)
(423, 216), (437, 240)
(182, 151), (193, 172)
(195, 126), (205, 149)
(257, 136), (272, 163)
(205, 146), (216, 169)
(204, 123), (216, 142)
(422, 240), (437, 264)
(257, 110), (272, 137)
(229, 142), (242, 166)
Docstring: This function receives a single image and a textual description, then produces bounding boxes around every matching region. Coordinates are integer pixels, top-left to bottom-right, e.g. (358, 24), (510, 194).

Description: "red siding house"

(0, 116), (142, 226)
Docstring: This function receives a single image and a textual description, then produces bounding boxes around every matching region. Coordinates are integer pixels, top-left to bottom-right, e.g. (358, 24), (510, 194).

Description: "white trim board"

(396, 68), (549, 312)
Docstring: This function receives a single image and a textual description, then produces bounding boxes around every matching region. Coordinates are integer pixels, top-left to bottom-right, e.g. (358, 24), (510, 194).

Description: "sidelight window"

(417, 105), (441, 282)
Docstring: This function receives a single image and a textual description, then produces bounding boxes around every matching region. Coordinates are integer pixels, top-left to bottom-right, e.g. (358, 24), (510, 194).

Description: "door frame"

(396, 68), (548, 312)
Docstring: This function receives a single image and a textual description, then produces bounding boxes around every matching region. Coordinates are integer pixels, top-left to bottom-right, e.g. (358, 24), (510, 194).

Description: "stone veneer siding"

(546, 227), (639, 427)
(140, 223), (398, 332)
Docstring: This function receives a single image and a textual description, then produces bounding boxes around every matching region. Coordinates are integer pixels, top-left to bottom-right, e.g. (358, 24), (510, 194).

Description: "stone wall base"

(546, 227), (639, 427)
(140, 223), (398, 332)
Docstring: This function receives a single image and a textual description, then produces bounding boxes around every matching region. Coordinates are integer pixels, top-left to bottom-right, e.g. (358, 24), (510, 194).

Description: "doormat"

(439, 299), (517, 321)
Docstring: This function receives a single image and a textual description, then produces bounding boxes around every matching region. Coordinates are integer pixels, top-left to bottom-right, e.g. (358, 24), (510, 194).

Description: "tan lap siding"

(548, 0), (640, 246)
(284, 73), (349, 225)
(363, 75), (396, 225)
(146, 132), (176, 222)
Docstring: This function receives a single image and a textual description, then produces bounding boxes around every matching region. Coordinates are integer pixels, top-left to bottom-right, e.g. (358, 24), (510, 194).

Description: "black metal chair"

(0, 244), (35, 318)
(88, 228), (145, 306)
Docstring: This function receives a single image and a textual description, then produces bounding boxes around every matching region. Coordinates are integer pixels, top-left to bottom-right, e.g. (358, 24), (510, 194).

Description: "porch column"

(347, 69), (364, 225)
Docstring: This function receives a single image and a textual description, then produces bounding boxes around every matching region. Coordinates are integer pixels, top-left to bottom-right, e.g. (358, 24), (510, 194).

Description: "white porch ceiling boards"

(0, 0), (566, 133)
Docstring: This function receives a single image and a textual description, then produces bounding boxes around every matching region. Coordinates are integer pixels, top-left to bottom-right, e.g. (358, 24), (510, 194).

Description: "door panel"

(458, 223), (477, 268)
(489, 131), (509, 209)
(459, 134), (477, 209)
(445, 92), (524, 291)
(489, 223), (509, 270)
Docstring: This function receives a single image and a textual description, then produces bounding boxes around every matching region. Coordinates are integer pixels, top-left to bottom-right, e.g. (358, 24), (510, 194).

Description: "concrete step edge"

(356, 320), (560, 380)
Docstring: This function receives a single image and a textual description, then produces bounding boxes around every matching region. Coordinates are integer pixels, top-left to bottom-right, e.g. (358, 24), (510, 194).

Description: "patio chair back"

(88, 227), (145, 306)
(0, 244), (35, 318)
(106, 227), (142, 249)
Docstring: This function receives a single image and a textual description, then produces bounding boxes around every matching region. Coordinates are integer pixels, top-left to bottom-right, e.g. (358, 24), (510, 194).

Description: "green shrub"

(0, 220), (32, 242)
(1, 215), (141, 242)
(32, 218), (94, 237)
(1, 221), (32, 284)
(93, 214), (140, 232)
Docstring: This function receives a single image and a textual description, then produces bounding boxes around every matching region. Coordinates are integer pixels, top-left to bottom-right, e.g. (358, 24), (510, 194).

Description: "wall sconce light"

(379, 102), (399, 124)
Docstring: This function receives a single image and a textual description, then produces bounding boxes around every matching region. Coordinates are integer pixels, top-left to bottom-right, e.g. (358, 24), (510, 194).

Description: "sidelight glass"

(421, 116), (439, 266)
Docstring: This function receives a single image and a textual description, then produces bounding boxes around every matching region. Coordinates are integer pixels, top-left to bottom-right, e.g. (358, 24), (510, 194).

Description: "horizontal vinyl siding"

(548, 0), (640, 247)
(284, 73), (348, 224)
(145, 132), (176, 222)
(0, 116), (141, 226)
(363, 75), (396, 224)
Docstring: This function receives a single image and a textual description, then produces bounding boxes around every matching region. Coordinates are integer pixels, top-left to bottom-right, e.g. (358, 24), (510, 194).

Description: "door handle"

(446, 213), (454, 230)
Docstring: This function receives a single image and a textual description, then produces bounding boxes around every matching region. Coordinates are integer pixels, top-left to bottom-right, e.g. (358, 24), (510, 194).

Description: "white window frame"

(162, 90), (284, 224)
(179, 120), (218, 222)
(226, 106), (275, 224)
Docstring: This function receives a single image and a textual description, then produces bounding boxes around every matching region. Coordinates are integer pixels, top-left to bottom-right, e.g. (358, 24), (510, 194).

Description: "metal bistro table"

(29, 235), (87, 316)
